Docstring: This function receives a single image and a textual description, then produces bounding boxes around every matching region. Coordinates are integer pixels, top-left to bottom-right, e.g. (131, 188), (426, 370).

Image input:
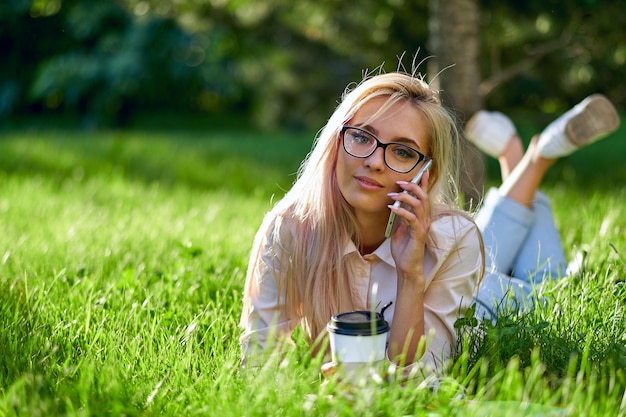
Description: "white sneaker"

(536, 94), (620, 158)
(464, 110), (517, 158)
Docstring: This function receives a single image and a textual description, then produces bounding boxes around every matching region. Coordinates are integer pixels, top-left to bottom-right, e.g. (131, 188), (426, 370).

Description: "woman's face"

(336, 97), (430, 221)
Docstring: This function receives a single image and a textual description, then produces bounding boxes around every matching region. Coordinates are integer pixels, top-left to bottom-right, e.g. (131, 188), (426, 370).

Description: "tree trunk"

(428, 0), (484, 210)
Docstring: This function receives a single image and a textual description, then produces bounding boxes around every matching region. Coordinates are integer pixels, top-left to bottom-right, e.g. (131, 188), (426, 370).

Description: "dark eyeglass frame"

(341, 125), (430, 173)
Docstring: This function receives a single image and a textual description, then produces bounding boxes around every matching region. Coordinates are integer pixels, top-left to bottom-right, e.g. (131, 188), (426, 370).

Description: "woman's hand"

(387, 170), (431, 277)
(386, 170), (429, 364)
(321, 361), (339, 378)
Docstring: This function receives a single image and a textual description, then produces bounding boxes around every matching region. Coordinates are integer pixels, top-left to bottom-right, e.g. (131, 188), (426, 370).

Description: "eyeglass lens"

(343, 127), (423, 173)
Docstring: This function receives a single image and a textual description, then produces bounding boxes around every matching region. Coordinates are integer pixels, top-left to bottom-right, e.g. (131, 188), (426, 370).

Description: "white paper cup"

(327, 311), (390, 382)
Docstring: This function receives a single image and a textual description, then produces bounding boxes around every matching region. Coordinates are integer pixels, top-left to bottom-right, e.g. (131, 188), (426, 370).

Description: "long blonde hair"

(242, 71), (477, 348)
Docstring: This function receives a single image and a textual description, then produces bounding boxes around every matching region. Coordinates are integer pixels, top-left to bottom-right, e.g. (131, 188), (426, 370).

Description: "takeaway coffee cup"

(326, 307), (391, 380)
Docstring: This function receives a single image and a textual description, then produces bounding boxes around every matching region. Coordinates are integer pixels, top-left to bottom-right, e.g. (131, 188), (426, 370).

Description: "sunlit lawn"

(0, 119), (625, 416)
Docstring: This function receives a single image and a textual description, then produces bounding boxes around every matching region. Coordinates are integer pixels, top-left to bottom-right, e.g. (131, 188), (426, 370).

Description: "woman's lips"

(355, 176), (383, 190)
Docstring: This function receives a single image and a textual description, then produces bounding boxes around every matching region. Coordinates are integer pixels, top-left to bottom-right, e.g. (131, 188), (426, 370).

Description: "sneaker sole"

(565, 94), (620, 147)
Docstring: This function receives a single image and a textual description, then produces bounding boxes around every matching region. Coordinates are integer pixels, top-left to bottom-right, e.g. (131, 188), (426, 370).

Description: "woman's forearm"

(387, 273), (425, 365)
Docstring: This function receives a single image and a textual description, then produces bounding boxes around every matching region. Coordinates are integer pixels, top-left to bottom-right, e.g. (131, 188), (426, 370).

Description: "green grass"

(1, 119), (625, 416)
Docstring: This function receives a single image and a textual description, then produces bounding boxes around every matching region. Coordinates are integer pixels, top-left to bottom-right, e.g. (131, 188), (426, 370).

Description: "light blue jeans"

(473, 188), (566, 319)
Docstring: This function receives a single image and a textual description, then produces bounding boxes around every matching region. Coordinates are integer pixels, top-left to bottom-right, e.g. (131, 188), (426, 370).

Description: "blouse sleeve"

(239, 217), (298, 362)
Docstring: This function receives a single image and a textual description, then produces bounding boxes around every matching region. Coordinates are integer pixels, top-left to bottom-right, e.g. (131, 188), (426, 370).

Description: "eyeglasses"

(341, 126), (430, 173)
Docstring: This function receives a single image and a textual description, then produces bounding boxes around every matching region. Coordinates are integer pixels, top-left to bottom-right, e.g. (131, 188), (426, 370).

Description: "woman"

(240, 71), (483, 371)
(468, 94), (620, 319)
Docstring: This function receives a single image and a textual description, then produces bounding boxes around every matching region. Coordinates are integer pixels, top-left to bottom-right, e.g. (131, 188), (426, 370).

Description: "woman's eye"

(391, 145), (417, 160)
(351, 132), (373, 145)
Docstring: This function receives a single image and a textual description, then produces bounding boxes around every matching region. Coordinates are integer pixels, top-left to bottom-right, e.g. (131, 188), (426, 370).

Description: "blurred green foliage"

(1, 0), (624, 129)
(2, 0), (244, 127)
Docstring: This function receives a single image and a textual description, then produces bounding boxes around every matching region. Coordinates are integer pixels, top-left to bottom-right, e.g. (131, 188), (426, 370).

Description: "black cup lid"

(327, 310), (390, 336)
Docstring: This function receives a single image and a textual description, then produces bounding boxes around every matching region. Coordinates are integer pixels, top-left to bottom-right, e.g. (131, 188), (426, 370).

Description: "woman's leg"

(474, 271), (536, 320)
(498, 136), (555, 208)
(474, 138), (565, 318)
(497, 136), (566, 281)
(475, 187), (535, 276)
(507, 93), (620, 278)
(471, 134), (551, 319)
(497, 132), (525, 181)
(469, 94), (620, 319)
(511, 190), (566, 283)
(473, 132), (555, 276)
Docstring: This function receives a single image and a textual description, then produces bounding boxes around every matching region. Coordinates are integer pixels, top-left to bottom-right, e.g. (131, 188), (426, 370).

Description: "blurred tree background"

(1, 0), (624, 130)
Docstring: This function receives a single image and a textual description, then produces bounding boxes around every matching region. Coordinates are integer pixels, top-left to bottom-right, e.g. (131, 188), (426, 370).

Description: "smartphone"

(384, 159), (432, 238)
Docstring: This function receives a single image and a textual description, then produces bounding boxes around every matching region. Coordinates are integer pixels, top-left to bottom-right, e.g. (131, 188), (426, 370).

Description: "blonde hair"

(242, 71), (480, 349)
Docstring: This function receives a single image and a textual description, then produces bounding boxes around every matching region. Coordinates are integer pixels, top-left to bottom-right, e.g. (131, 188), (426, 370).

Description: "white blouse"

(241, 212), (482, 372)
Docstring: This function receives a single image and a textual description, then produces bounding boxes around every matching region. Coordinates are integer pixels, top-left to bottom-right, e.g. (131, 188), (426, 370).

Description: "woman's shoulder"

(256, 209), (301, 246)
(430, 204), (479, 237)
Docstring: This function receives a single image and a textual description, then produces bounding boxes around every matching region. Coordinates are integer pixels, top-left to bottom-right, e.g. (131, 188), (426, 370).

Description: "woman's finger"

(321, 361), (339, 378)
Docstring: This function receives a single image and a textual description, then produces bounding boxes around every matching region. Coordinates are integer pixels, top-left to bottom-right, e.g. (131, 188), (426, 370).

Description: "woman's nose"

(364, 147), (386, 170)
